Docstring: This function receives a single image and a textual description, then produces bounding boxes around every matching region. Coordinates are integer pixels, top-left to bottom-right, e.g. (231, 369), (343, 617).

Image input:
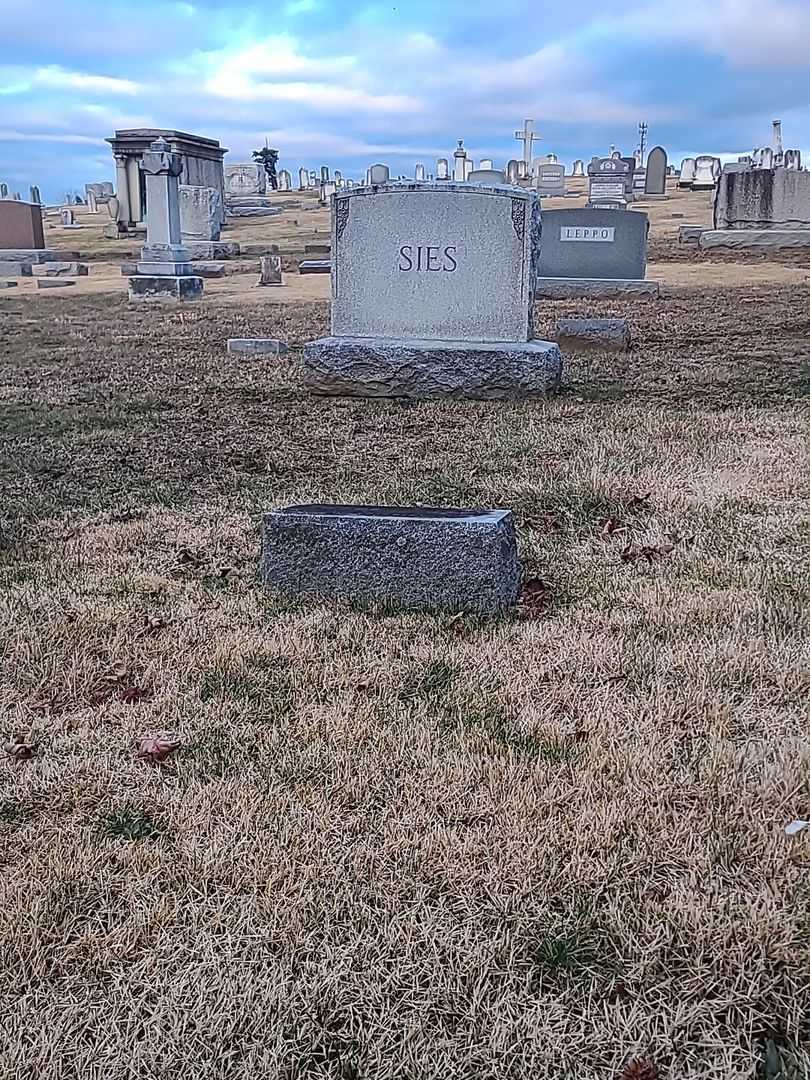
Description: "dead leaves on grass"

(517, 577), (554, 619)
(620, 541), (677, 564)
(3, 735), (35, 762)
(619, 1060), (659, 1080)
(136, 731), (181, 764)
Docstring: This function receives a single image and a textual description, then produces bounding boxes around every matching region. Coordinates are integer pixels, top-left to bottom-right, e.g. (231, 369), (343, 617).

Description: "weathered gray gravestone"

(0, 183), (7, 199)
(436, 158), (449, 181)
(259, 505), (521, 614)
(367, 163), (390, 185)
(258, 248), (283, 285)
(179, 185), (222, 241)
(303, 180), (561, 399)
(536, 208), (649, 281)
(644, 146), (668, 195)
(535, 164), (565, 197)
(128, 137), (203, 302)
(678, 158), (696, 187)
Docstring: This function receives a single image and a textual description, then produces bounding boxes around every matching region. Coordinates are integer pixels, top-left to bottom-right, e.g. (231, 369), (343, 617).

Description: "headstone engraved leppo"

(537, 207), (649, 281)
(303, 180), (561, 399)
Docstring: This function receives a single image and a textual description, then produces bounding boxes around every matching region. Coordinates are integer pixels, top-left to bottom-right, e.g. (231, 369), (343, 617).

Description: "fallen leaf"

(785, 820), (810, 836)
(620, 542), (677, 564)
(137, 731), (181, 763)
(517, 578), (553, 617)
(601, 517), (624, 537)
(3, 737), (35, 761)
(628, 492), (652, 509)
(176, 546), (202, 567)
(119, 686), (152, 705)
(620, 1059), (659, 1080)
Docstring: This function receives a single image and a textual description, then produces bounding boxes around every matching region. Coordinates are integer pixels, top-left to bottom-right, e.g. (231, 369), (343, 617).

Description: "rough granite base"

(128, 275), (204, 302)
(535, 277), (660, 299)
(260, 504), (521, 614)
(698, 229), (810, 250)
(0, 249), (80, 263)
(303, 337), (562, 399)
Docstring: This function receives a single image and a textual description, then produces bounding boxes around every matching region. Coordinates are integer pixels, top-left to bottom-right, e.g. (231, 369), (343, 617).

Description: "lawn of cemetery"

(1, 179), (810, 1079)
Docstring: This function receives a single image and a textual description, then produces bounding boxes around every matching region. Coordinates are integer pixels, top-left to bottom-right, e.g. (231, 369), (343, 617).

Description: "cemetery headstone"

(644, 147), (668, 195)
(298, 167), (308, 190)
(535, 164), (565, 197)
(179, 185), (222, 241)
(29, 185), (42, 205)
(468, 169), (506, 184)
(225, 163), (266, 197)
(0, 200), (45, 249)
(479, 159), (493, 170)
(258, 248), (283, 286)
(506, 160), (520, 184)
(759, 148), (774, 170)
(678, 158), (696, 187)
(436, 158), (450, 181)
(536, 207), (649, 281)
(367, 164), (390, 185)
(320, 165), (330, 183)
(453, 141), (468, 181)
(572, 160), (585, 177)
(128, 136), (203, 302)
(415, 163), (426, 181)
(785, 150), (802, 170)
(303, 180), (561, 399)
(60, 208), (75, 226)
(713, 167), (810, 231)
(693, 155), (721, 190)
(588, 158), (631, 206)
(0, 183), (7, 198)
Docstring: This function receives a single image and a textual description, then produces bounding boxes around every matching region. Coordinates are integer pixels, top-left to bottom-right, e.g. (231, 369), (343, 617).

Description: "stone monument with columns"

(128, 137), (204, 302)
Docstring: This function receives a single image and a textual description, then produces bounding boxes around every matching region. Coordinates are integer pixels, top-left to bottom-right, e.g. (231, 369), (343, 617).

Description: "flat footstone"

(303, 337), (562, 400)
(260, 504), (521, 614)
(37, 279), (76, 289)
(535, 277), (660, 299)
(0, 281), (19, 289)
(299, 260), (331, 274)
(227, 338), (289, 356)
(556, 318), (630, 352)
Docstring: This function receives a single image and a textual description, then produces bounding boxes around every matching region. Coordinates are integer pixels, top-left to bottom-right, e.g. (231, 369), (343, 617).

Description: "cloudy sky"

(1, 0), (809, 201)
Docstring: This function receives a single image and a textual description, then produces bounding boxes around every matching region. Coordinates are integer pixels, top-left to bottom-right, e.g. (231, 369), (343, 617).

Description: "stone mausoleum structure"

(107, 128), (227, 235)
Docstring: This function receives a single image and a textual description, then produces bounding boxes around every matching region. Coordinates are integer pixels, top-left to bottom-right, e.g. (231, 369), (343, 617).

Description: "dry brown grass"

(1, 282), (809, 1079)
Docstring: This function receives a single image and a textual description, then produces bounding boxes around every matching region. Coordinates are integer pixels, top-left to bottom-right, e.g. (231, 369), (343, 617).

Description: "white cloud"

(619, 0), (810, 68)
(33, 64), (142, 94)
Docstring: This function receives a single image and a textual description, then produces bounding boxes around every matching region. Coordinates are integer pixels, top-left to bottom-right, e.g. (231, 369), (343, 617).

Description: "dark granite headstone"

(645, 147), (668, 195)
(537, 208), (648, 280)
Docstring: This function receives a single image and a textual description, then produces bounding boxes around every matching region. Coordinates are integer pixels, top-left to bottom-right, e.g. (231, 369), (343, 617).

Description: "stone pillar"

(114, 155), (131, 226)
(130, 137), (202, 302)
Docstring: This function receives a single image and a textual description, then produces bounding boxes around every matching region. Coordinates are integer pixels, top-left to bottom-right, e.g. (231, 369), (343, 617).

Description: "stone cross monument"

(128, 137), (203, 302)
(514, 119), (536, 170)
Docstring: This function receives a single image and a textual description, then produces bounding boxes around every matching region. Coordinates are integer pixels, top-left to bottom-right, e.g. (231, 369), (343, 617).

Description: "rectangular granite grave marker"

(537, 208), (648, 280)
(260, 504), (521, 614)
(302, 180), (561, 399)
(0, 201), (45, 249)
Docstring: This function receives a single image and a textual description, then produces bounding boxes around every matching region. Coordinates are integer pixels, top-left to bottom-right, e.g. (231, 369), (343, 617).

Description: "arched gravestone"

(693, 156), (720, 189)
(436, 158), (449, 180)
(572, 160), (585, 177)
(588, 158), (631, 205)
(506, 160), (520, 184)
(644, 146), (667, 195)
